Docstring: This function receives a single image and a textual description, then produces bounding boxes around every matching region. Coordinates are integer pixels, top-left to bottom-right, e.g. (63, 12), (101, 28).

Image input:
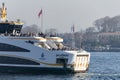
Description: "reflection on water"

(0, 52), (120, 80)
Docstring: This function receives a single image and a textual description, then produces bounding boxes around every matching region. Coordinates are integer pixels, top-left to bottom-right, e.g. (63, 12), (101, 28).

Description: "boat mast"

(0, 3), (7, 22)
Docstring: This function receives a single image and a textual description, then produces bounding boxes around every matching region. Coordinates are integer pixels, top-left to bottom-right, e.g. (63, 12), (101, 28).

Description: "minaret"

(71, 24), (75, 48)
(0, 3), (7, 22)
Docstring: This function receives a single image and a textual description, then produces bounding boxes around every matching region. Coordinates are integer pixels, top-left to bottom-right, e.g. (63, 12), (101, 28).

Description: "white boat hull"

(0, 37), (90, 74)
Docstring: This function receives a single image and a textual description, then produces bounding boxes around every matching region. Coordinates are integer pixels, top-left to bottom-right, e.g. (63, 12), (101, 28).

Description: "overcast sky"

(0, 0), (120, 33)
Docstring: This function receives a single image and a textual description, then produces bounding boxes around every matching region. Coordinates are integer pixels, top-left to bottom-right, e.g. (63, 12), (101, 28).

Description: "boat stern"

(65, 50), (90, 73)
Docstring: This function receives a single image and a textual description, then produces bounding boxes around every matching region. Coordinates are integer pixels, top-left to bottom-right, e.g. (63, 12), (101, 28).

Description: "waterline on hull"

(0, 65), (75, 74)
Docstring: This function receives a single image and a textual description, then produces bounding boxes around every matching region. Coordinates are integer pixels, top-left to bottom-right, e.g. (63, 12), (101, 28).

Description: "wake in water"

(73, 73), (120, 80)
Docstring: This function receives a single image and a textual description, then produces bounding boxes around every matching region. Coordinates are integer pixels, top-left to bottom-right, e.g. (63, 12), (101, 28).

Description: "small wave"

(75, 73), (120, 77)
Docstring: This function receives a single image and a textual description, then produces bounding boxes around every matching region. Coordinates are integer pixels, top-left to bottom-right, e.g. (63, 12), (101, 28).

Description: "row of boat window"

(0, 56), (40, 65)
(0, 43), (30, 52)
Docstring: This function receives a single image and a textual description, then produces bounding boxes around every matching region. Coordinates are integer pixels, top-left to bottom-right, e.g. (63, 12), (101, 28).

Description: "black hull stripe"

(0, 65), (74, 74)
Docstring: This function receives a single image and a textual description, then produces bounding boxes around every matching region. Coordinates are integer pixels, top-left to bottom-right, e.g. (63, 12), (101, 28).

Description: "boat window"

(0, 43), (30, 52)
(25, 40), (34, 44)
(0, 56), (39, 65)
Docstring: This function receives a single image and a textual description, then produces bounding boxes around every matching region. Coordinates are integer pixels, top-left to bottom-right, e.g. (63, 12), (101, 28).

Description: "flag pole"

(38, 9), (43, 33)
(41, 9), (43, 32)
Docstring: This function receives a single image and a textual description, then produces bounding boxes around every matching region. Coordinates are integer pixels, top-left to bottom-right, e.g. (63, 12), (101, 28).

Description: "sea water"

(0, 52), (120, 80)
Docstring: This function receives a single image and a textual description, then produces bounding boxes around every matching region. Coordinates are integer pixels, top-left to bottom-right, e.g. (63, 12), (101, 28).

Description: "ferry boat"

(0, 3), (90, 74)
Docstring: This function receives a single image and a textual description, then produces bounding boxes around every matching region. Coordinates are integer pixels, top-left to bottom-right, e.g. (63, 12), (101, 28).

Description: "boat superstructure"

(7, 36), (90, 73)
(0, 3), (23, 34)
(0, 3), (90, 74)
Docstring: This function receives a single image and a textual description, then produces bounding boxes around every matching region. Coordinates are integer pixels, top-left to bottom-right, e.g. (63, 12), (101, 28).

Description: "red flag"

(38, 9), (42, 18)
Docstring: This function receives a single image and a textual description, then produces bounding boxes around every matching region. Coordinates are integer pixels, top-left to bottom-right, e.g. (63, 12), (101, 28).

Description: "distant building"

(98, 32), (120, 39)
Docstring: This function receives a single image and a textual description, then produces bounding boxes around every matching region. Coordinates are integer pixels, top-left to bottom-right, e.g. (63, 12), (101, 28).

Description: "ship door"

(56, 58), (68, 68)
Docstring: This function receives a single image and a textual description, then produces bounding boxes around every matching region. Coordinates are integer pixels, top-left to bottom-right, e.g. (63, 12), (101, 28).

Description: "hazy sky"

(0, 0), (120, 33)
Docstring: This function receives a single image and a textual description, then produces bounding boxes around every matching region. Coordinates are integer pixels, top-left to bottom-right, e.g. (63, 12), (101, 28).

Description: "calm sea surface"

(0, 52), (120, 80)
